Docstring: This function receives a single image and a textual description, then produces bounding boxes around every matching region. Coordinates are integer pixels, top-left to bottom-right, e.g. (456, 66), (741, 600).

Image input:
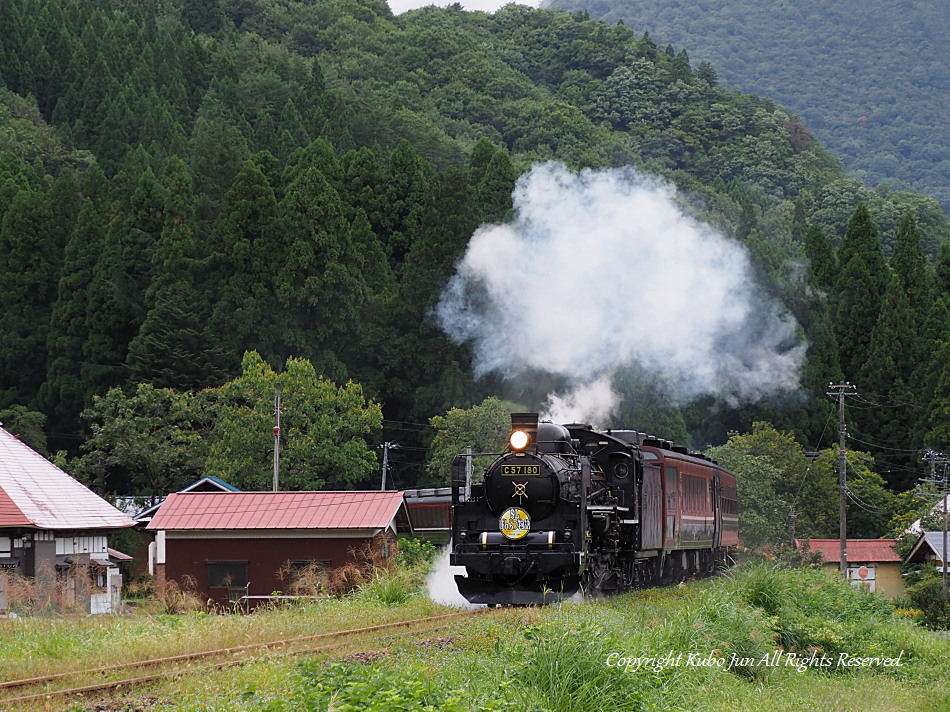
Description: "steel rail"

(0, 608), (489, 709)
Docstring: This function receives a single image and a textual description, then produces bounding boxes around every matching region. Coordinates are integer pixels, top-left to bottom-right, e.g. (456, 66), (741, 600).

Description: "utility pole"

(828, 382), (856, 579)
(379, 442), (398, 491)
(923, 449), (949, 601)
(944, 460), (948, 602)
(272, 382), (282, 492)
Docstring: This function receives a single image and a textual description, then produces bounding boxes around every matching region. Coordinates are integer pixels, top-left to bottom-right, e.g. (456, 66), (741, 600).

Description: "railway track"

(0, 609), (492, 711)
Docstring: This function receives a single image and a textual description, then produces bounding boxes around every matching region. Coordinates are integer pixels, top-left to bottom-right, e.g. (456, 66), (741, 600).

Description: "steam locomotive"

(450, 413), (738, 605)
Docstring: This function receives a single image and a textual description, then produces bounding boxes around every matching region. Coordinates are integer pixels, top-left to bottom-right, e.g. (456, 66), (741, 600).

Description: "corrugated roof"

(0, 426), (134, 530)
(181, 475), (242, 493)
(798, 539), (901, 563)
(132, 476), (242, 522)
(906, 531), (949, 564)
(147, 491), (409, 531)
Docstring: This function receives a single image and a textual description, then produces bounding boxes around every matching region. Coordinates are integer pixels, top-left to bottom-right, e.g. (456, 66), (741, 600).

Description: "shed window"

(207, 561), (248, 589)
(0, 537), (10, 556)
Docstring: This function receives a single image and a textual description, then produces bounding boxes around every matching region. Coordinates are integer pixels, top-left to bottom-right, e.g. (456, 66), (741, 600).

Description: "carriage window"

(665, 466), (678, 508)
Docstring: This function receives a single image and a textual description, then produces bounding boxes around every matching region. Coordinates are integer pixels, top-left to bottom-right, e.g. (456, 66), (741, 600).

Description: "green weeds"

(5, 565), (950, 712)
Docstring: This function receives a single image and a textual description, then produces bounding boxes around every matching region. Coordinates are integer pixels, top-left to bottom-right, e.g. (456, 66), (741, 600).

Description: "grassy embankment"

(2, 565), (949, 712)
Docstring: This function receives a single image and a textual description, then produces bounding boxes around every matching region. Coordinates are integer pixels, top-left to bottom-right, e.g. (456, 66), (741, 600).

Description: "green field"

(3, 566), (948, 712)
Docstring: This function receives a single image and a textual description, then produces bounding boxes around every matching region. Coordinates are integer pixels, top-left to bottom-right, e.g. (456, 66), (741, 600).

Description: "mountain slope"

(543, 0), (950, 212)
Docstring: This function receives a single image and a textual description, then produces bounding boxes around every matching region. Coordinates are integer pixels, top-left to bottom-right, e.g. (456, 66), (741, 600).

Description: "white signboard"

(847, 565), (875, 592)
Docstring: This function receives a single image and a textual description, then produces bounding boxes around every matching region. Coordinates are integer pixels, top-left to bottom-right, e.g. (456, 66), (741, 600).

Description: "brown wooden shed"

(146, 491), (412, 606)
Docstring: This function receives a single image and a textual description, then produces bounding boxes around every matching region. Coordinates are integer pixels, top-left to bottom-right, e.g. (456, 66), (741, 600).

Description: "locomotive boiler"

(450, 413), (738, 605)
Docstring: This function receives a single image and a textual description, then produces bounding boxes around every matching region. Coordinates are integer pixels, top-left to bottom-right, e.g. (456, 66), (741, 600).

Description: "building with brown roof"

(0, 425), (134, 614)
(796, 538), (904, 598)
(146, 491), (412, 606)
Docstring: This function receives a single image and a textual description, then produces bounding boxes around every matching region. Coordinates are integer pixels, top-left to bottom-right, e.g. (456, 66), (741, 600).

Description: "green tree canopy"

(706, 422), (897, 546)
(424, 396), (519, 487)
(834, 203), (888, 377)
(706, 422), (834, 546)
(75, 352), (382, 495)
(74, 382), (207, 496)
(205, 351), (382, 491)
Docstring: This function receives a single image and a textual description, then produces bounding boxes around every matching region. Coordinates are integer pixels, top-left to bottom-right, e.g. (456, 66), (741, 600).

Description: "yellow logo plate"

(499, 507), (531, 540)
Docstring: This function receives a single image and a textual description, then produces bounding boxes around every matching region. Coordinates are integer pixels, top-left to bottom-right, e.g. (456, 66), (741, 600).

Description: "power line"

(847, 393), (920, 410)
(845, 433), (921, 454)
(382, 419), (435, 431)
(845, 490), (889, 515)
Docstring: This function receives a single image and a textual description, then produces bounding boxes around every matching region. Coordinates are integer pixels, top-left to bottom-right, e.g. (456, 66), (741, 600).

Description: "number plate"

(500, 465), (540, 476)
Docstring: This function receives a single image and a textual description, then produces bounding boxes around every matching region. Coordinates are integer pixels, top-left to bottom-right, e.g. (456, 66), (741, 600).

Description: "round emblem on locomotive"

(499, 507), (531, 540)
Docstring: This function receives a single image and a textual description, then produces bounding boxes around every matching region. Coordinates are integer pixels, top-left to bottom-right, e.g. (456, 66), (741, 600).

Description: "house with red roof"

(796, 538), (904, 598)
(146, 491), (412, 606)
(0, 425), (134, 614)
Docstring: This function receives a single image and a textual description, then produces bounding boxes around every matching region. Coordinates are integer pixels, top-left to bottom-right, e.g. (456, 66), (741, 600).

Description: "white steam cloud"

(542, 374), (619, 425)
(436, 163), (804, 424)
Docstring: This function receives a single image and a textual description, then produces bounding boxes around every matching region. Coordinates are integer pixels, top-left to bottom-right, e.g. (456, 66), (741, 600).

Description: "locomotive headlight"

(509, 430), (530, 450)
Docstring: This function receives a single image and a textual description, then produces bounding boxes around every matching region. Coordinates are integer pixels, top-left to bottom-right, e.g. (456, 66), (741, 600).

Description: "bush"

(905, 575), (950, 629)
(357, 573), (417, 607)
(397, 538), (438, 573)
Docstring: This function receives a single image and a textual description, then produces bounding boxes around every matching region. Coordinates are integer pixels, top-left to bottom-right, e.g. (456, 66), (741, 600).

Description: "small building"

(402, 487), (452, 544)
(0, 425), (134, 614)
(797, 538), (904, 598)
(128, 476), (242, 578)
(904, 530), (950, 574)
(147, 491), (412, 606)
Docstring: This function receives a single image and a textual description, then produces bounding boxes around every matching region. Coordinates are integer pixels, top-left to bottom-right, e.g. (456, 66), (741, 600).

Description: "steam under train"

(450, 413), (739, 605)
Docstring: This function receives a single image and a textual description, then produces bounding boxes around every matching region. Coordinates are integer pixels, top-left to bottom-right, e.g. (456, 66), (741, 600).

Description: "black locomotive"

(450, 413), (739, 605)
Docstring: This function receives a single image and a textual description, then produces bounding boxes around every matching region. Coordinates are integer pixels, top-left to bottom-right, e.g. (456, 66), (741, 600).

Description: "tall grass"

(0, 594), (451, 683)
(243, 565), (949, 712)
(5, 564), (949, 712)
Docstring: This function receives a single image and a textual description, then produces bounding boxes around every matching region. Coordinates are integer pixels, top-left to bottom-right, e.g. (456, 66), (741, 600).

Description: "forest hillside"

(543, 0), (950, 213)
(1, 0), (949, 518)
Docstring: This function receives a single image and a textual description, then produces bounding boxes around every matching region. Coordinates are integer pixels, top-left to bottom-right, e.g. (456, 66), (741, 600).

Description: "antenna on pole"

(273, 382), (282, 492)
(827, 382), (856, 579)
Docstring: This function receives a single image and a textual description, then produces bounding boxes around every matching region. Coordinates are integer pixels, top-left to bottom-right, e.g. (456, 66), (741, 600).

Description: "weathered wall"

(163, 532), (396, 606)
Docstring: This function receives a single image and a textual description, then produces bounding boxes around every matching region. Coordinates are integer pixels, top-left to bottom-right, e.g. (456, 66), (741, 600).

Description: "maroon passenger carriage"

(637, 437), (739, 582)
(451, 413), (738, 605)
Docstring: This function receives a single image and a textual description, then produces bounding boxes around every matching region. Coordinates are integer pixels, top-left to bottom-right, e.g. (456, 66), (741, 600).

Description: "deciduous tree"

(425, 397), (515, 487)
(205, 352), (382, 490)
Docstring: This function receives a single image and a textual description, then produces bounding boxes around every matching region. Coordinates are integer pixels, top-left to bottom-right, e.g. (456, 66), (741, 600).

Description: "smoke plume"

(436, 163), (804, 424)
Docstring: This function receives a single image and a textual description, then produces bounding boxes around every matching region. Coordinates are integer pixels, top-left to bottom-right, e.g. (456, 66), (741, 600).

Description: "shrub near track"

(245, 566), (950, 712)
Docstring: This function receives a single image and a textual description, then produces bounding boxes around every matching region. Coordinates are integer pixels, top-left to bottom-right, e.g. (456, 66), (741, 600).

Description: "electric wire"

(846, 433), (921, 454)
(845, 489), (891, 515)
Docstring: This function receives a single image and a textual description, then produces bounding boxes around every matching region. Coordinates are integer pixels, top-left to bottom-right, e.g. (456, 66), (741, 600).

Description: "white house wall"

(55, 535), (108, 556)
